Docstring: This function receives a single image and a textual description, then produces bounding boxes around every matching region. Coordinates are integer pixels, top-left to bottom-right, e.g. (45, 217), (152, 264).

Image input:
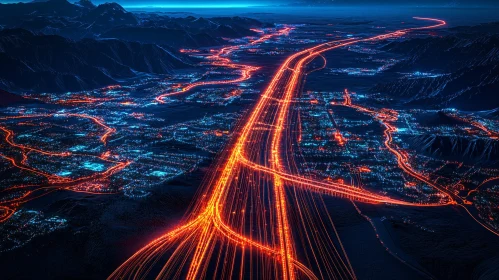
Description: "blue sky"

(2, 0), (498, 8)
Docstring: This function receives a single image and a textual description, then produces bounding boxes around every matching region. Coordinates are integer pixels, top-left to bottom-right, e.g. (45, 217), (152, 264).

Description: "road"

(0, 113), (129, 222)
(108, 17), (468, 280)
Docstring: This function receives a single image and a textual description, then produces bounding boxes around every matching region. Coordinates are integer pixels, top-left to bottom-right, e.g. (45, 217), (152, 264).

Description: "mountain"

(0, 89), (26, 106)
(141, 15), (268, 30)
(450, 21), (499, 36)
(98, 15), (272, 48)
(370, 64), (499, 110)
(370, 23), (499, 110)
(75, 0), (96, 9)
(407, 134), (499, 163)
(0, 0), (85, 19)
(101, 27), (222, 48)
(78, 2), (138, 27)
(0, 0), (271, 92)
(0, 1), (269, 46)
(107, 15), (272, 47)
(0, 0), (134, 38)
(381, 35), (499, 72)
(0, 29), (189, 93)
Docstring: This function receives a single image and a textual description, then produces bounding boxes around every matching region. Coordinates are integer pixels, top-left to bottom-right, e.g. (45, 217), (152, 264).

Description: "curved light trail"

(155, 27), (292, 103)
(0, 27), (293, 223)
(0, 113), (130, 222)
(107, 17), (481, 280)
(339, 89), (499, 237)
(341, 89), (458, 204)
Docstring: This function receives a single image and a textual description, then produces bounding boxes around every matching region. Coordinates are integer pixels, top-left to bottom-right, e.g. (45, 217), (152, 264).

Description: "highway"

(108, 17), (466, 280)
(0, 28), (292, 224)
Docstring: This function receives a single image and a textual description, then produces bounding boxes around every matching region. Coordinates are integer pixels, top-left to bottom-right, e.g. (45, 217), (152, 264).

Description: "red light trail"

(0, 27), (294, 223)
(0, 113), (130, 223)
(447, 112), (499, 139)
(155, 27), (292, 103)
(109, 17), (496, 280)
(340, 89), (457, 204)
(338, 89), (499, 236)
(23, 85), (120, 105)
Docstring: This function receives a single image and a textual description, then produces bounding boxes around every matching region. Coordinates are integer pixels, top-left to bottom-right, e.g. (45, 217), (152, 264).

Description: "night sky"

(105, 0), (499, 7)
(1, 0), (499, 7)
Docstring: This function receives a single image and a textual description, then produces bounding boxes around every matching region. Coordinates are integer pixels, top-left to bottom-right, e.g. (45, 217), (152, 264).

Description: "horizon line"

(122, 3), (499, 9)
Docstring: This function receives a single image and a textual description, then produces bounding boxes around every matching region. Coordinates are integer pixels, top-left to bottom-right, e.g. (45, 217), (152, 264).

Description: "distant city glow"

(1, 0), (499, 277)
(123, 3), (268, 9)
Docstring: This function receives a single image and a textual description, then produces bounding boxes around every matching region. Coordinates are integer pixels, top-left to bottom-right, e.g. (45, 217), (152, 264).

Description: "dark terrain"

(0, 0), (269, 93)
(371, 22), (499, 110)
(0, 2), (498, 280)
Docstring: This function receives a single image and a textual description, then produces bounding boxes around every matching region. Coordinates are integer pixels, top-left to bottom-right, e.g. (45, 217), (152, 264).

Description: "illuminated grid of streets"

(1, 16), (498, 279)
(108, 17), (498, 280)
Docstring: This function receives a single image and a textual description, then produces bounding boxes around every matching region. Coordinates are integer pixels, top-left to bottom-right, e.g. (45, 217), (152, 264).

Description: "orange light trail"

(338, 89), (458, 204)
(448, 113), (499, 139)
(155, 27), (292, 103)
(0, 113), (130, 222)
(108, 18), (467, 280)
(63, 113), (116, 145)
(338, 88), (499, 237)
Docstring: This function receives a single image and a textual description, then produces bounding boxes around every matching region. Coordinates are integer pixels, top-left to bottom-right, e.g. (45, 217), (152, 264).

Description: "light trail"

(155, 27), (292, 103)
(0, 113), (130, 222)
(457, 204), (499, 237)
(109, 17), (458, 280)
(339, 88), (499, 236)
(237, 155), (447, 206)
(340, 89), (457, 204)
(0, 126), (70, 157)
(447, 112), (499, 139)
(467, 176), (499, 197)
(63, 113), (116, 145)
(23, 85), (121, 105)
